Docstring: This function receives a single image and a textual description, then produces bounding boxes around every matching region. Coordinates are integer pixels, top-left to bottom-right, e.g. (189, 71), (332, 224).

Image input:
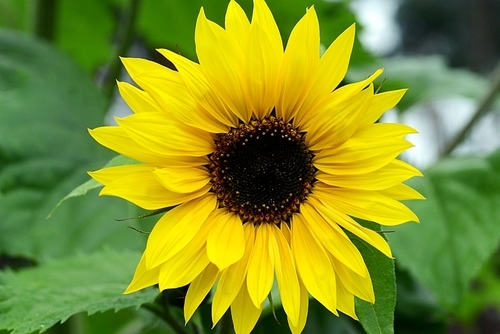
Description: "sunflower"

(89, 0), (422, 333)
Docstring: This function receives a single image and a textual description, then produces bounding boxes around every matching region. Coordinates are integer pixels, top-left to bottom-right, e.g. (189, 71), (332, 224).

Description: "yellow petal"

(379, 183), (425, 201)
(212, 223), (255, 326)
(317, 24), (355, 94)
(314, 137), (414, 175)
(124, 252), (160, 294)
(330, 255), (374, 304)
(145, 194), (217, 269)
(275, 6), (320, 122)
(157, 48), (238, 129)
(184, 264), (220, 323)
(207, 211), (245, 269)
(231, 284), (262, 334)
(246, 223), (275, 308)
(301, 202), (368, 278)
(316, 159), (422, 190)
(225, 0), (250, 48)
(287, 279), (309, 334)
(116, 112), (214, 157)
(137, 71), (229, 133)
(117, 81), (162, 113)
(354, 123), (417, 139)
(196, 8), (250, 122)
(361, 89), (408, 125)
(291, 214), (338, 315)
(244, 0), (283, 118)
(158, 242), (210, 290)
(121, 57), (168, 83)
(89, 127), (166, 165)
(294, 24), (355, 127)
(270, 224), (301, 327)
(334, 272), (358, 320)
(306, 84), (373, 151)
(90, 164), (210, 210)
(154, 166), (210, 193)
(310, 196), (392, 258)
(313, 182), (419, 226)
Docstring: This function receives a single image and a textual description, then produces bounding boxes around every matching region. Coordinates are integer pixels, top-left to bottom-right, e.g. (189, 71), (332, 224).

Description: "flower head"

(89, 0), (422, 333)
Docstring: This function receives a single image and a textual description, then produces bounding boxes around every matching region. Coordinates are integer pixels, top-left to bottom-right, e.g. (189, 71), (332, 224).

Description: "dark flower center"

(209, 115), (315, 225)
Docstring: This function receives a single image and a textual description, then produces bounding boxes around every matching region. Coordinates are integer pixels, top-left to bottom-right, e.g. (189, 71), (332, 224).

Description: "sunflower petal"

(287, 280), (309, 334)
(157, 48), (238, 129)
(225, 0), (250, 48)
(314, 183), (419, 226)
(361, 89), (408, 125)
(306, 84), (373, 150)
(275, 6), (320, 121)
(310, 195), (392, 258)
(116, 112), (214, 157)
(184, 264), (220, 323)
(145, 194), (217, 269)
(231, 284), (262, 334)
(117, 81), (161, 113)
(196, 8), (250, 122)
(314, 137), (414, 175)
(330, 255), (375, 303)
(212, 223), (255, 326)
(316, 159), (422, 190)
(244, 0), (283, 118)
(301, 202), (368, 277)
(270, 225), (301, 327)
(154, 166), (210, 193)
(124, 252), (160, 294)
(90, 164), (210, 210)
(246, 223), (275, 307)
(207, 212), (245, 269)
(292, 214), (338, 315)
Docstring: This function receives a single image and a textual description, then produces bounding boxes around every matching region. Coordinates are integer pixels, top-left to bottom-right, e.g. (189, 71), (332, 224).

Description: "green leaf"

(0, 29), (150, 260)
(388, 149), (500, 308)
(353, 225), (396, 334)
(0, 249), (158, 334)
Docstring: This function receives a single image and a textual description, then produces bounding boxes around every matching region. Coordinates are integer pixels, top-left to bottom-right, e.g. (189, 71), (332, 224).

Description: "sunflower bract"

(88, 0), (423, 333)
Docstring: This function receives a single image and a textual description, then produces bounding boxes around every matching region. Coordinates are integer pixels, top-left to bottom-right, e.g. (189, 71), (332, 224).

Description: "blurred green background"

(1, 0), (500, 333)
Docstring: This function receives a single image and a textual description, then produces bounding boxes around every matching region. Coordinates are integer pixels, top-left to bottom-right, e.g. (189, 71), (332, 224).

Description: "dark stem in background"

(215, 311), (235, 334)
(442, 58), (500, 156)
(143, 301), (190, 334)
(102, 0), (141, 102)
(30, 0), (58, 41)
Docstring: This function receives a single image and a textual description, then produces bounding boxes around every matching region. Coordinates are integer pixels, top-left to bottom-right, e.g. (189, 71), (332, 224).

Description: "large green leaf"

(0, 29), (149, 260)
(353, 225), (396, 334)
(0, 249), (158, 334)
(388, 149), (500, 308)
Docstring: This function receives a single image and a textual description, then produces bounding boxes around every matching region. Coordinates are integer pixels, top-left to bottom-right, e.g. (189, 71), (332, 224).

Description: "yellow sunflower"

(89, 0), (422, 333)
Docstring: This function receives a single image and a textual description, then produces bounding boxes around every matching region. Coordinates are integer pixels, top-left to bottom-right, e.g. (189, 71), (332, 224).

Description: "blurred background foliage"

(1, 0), (500, 333)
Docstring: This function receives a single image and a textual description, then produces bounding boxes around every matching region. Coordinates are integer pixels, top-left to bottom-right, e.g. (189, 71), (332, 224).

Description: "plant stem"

(30, 0), (58, 42)
(143, 302), (190, 334)
(102, 0), (141, 102)
(442, 58), (500, 156)
(215, 312), (235, 334)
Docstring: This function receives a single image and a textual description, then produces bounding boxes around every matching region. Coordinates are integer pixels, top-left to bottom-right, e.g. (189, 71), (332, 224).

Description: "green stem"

(442, 58), (500, 156)
(143, 302), (190, 334)
(102, 0), (141, 102)
(215, 311), (235, 334)
(29, 0), (58, 41)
